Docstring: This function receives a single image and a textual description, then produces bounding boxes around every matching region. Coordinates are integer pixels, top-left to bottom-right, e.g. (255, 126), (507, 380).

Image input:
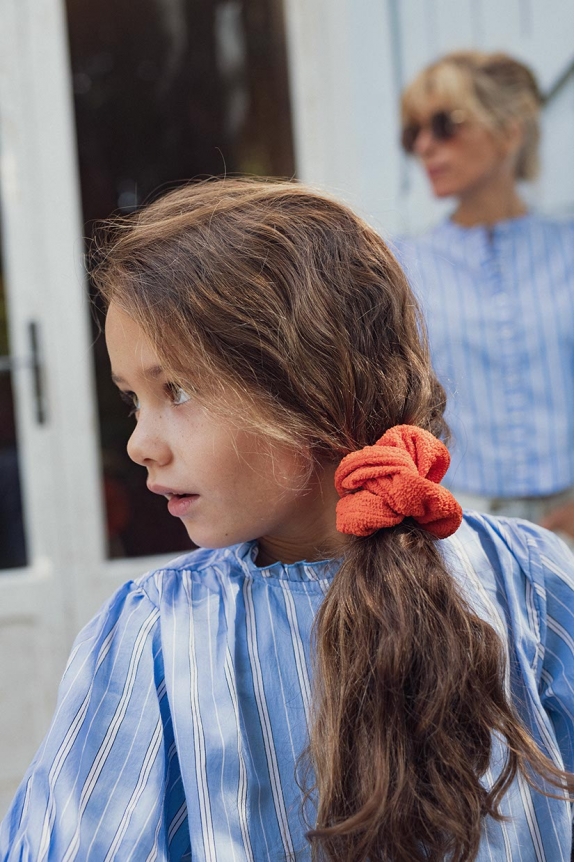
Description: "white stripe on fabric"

(525, 579), (541, 670)
(19, 776), (33, 829)
(540, 554), (574, 591)
(205, 591), (238, 861)
(140, 813), (162, 862)
(156, 678), (167, 701)
(37, 620), (125, 861)
(529, 694), (567, 770)
(280, 582), (312, 715)
(224, 651), (254, 862)
(219, 567), (256, 862)
(484, 766), (513, 862)
(85, 672), (160, 857)
(541, 645), (574, 697)
(103, 716), (163, 861)
(59, 608), (160, 862)
(244, 578), (295, 859)
(547, 616), (574, 653)
(182, 574), (217, 862)
(517, 772), (548, 862)
(133, 758), (171, 862)
(168, 802), (187, 845)
(449, 534), (511, 693)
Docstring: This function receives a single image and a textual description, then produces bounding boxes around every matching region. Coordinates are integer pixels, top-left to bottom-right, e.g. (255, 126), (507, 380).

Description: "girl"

(1, 179), (572, 861)
(395, 51), (574, 538)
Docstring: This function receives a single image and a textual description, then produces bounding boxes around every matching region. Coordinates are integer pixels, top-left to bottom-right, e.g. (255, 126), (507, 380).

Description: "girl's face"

(409, 98), (517, 199)
(105, 303), (340, 564)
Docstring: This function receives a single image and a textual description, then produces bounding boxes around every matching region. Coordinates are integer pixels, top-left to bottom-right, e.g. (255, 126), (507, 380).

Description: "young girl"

(1, 179), (572, 861)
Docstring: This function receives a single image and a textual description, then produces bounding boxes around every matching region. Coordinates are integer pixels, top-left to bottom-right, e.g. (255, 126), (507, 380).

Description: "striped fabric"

(1, 514), (573, 861)
(394, 214), (574, 497)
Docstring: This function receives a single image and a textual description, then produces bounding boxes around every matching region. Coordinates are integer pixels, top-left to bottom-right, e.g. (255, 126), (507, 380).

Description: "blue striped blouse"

(1, 514), (573, 861)
(394, 215), (574, 497)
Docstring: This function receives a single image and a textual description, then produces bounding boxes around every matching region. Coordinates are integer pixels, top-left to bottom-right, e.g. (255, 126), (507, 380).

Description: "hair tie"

(335, 425), (462, 539)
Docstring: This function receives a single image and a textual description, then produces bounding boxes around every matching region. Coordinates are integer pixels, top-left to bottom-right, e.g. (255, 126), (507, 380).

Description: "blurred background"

(0, 0), (572, 814)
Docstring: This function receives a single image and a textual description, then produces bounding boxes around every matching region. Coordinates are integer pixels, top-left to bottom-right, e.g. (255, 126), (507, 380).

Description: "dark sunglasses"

(401, 109), (466, 154)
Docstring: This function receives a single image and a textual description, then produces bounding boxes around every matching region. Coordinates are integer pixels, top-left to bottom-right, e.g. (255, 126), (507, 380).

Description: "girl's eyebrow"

(111, 365), (164, 386)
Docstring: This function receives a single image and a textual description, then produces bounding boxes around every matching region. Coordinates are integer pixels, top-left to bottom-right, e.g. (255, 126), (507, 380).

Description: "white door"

(0, 0), (177, 814)
(0, 0), (102, 813)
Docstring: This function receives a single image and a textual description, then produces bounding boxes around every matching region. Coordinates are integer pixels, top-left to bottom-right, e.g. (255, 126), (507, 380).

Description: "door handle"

(0, 320), (47, 424)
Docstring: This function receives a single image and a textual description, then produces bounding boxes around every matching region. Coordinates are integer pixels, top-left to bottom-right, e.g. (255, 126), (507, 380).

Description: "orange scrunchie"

(335, 425), (462, 539)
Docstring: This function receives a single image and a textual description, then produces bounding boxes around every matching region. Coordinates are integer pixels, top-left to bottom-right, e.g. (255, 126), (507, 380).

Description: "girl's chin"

(181, 523), (258, 551)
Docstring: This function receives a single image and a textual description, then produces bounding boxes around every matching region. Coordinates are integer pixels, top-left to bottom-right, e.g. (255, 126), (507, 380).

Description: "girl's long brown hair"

(93, 178), (572, 862)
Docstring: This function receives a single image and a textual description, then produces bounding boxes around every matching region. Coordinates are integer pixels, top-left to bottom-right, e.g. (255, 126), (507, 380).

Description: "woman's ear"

(500, 119), (524, 158)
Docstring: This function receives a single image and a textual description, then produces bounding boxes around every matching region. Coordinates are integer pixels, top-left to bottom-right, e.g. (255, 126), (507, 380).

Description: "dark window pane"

(66, 0), (295, 558)
(0, 238), (28, 569)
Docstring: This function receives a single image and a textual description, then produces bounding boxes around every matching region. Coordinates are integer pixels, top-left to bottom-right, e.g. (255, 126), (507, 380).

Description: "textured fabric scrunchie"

(335, 425), (463, 539)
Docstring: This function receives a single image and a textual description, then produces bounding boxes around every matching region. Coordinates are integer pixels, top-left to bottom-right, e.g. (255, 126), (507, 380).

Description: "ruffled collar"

(233, 541), (340, 584)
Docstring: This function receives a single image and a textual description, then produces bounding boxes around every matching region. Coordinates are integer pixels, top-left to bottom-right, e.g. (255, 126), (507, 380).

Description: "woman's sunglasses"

(401, 109), (466, 154)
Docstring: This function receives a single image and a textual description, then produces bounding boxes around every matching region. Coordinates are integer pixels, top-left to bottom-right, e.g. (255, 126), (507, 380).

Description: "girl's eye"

(119, 390), (140, 416)
(167, 384), (191, 406)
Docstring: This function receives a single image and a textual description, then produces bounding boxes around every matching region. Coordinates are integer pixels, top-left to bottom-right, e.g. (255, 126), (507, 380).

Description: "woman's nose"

(413, 126), (436, 156)
(126, 413), (171, 467)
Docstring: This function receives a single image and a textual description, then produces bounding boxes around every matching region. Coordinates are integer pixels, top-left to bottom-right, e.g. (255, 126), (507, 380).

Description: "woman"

(0, 179), (572, 861)
(395, 51), (573, 538)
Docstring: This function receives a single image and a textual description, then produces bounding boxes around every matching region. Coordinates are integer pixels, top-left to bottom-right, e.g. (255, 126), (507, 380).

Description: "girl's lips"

(167, 494), (199, 518)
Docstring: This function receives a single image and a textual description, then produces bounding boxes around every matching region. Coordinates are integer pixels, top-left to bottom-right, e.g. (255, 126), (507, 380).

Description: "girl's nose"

(126, 413), (171, 468)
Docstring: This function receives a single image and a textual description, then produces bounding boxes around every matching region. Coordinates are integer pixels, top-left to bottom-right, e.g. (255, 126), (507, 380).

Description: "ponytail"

(306, 524), (572, 862)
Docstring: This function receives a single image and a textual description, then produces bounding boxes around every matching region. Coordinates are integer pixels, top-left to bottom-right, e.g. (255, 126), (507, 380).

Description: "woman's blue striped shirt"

(394, 214), (574, 497)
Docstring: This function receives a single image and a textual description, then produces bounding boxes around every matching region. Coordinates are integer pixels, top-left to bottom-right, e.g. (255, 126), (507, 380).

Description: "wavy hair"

(93, 178), (571, 861)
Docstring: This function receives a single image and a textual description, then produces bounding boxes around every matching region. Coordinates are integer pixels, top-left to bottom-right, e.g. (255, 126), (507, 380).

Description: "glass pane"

(66, 0), (295, 558)
(0, 230), (28, 569)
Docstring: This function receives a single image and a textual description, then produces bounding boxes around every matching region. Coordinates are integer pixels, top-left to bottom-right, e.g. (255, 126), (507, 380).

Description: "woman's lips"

(167, 494), (199, 518)
(426, 165), (447, 180)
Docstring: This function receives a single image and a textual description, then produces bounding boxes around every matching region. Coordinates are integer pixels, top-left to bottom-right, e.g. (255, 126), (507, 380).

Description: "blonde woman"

(396, 51), (573, 538)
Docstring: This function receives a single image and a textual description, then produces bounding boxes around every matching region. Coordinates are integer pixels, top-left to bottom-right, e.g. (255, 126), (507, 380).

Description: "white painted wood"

(537, 75), (574, 216)
(0, 0), (108, 814)
(283, 0), (405, 235)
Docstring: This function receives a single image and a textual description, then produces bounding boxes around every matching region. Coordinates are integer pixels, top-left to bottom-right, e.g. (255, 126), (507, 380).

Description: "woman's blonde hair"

(93, 178), (571, 861)
(401, 50), (542, 180)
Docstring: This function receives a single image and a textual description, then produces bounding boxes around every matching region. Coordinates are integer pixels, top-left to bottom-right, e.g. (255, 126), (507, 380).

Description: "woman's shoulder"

(528, 211), (573, 231)
(519, 212), (574, 248)
(391, 221), (468, 283)
(391, 222), (448, 258)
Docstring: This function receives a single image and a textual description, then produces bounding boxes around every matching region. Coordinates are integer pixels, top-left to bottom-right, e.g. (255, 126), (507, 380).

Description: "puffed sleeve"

(0, 580), (173, 861)
(530, 529), (574, 773)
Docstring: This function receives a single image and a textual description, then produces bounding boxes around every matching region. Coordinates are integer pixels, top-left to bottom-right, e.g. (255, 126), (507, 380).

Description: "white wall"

(284, 0), (574, 238)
